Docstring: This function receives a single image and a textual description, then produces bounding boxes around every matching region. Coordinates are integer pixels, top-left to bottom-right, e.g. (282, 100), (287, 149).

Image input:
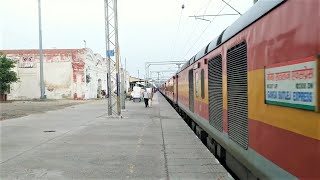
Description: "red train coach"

(163, 77), (175, 103)
(161, 0), (320, 179)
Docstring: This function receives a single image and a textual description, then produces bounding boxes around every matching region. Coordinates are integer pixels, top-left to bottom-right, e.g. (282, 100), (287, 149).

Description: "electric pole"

(120, 57), (125, 110)
(104, 0), (121, 116)
(121, 66), (125, 110)
(38, 0), (45, 99)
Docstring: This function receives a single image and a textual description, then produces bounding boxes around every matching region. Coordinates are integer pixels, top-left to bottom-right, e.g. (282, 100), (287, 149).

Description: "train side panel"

(165, 77), (175, 102)
(177, 67), (190, 111)
(192, 59), (209, 120)
(179, 0), (320, 179)
(174, 0), (319, 179)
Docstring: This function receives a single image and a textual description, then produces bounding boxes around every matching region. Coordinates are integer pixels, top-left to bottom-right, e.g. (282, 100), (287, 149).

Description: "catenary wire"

(176, 0), (212, 60)
(182, 0), (234, 60)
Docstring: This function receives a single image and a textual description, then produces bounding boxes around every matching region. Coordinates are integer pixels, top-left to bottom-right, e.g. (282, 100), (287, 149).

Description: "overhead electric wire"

(177, 0), (212, 60)
(190, 0), (235, 54)
(170, 10), (184, 60)
(182, 0), (234, 60)
(169, 0), (185, 61)
(182, 0), (232, 59)
(221, 0), (242, 15)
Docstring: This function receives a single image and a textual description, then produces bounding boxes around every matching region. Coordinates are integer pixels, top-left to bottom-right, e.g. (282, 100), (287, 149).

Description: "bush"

(0, 53), (18, 94)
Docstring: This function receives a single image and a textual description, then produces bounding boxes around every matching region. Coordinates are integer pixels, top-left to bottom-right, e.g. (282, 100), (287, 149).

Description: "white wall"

(8, 62), (73, 100)
(6, 48), (109, 100)
(83, 49), (108, 99)
(43, 62), (73, 99)
(8, 67), (40, 100)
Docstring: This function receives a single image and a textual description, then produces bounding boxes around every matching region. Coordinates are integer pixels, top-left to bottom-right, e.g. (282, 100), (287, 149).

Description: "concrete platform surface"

(0, 92), (232, 180)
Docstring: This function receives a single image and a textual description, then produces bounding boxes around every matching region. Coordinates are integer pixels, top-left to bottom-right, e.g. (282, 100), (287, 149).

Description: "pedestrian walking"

(143, 90), (151, 108)
(149, 90), (154, 107)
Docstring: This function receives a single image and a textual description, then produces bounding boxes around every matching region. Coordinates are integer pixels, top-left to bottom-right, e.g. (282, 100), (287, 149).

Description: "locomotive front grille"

(208, 54), (223, 132)
(226, 42), (249, 150)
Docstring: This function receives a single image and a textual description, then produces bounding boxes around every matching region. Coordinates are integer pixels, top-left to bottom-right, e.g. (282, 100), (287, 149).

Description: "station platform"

(1, 93), (232, 179)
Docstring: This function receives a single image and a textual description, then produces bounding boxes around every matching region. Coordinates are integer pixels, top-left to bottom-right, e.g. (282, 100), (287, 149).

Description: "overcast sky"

(0, 0), (253, 78)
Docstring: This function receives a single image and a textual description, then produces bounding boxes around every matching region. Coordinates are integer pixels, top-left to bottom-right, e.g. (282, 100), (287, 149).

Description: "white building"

(1, 48), (118, 100)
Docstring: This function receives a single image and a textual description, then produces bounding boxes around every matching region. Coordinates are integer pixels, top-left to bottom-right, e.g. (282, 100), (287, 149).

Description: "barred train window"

(201, 69), (205, 99)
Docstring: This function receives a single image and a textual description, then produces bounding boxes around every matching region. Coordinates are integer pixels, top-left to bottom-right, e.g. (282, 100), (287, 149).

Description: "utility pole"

(121, 66), (125, 110)
(124, 58), (127, 109)
(125, 58), (127, 85)
(38, 0), (45, 99)
(104, 0), (121, 116)
(114, 0), (121, 116)
(120, 57), (125, 110)
(125, 58), (127, 95)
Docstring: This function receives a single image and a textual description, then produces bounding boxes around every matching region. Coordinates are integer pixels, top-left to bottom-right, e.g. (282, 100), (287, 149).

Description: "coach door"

(189, 70), (194, 112)
(176, 75), (179, 104)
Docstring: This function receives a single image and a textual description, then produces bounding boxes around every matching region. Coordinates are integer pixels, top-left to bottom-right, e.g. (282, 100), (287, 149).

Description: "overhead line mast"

(104, 0), (121, 116)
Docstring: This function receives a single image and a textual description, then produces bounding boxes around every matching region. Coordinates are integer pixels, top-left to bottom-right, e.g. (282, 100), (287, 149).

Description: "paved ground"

(0, 99), (95, 120)
(0, 93), (232, 180)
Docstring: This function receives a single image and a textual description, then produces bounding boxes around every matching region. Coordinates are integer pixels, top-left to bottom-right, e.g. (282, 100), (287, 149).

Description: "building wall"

(44, 61), (73, 99)
(9, 65), (40, 100)
(84, 50), (108, 99)
(2, 48), (108, 100)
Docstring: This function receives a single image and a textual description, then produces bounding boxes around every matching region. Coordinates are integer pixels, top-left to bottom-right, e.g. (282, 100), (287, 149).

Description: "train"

(160, 0), (319, 179)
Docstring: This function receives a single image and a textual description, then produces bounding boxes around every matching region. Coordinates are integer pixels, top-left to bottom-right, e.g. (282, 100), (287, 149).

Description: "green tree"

(0, 53), (18, 94)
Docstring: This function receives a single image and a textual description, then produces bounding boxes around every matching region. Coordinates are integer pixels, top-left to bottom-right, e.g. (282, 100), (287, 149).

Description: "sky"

(0, 0), (254, 79)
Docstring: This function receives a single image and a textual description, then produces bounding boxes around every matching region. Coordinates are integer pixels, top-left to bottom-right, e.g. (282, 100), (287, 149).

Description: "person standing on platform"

(143, 90), (151, 108)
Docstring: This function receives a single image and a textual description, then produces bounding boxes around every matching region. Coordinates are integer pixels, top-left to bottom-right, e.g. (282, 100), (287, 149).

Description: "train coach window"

(195, 72), (199, 97)
(201, 69), (205, 99)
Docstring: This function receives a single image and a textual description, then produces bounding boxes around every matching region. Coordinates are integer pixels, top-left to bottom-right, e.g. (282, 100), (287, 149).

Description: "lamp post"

(38, 0), (45, 99)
